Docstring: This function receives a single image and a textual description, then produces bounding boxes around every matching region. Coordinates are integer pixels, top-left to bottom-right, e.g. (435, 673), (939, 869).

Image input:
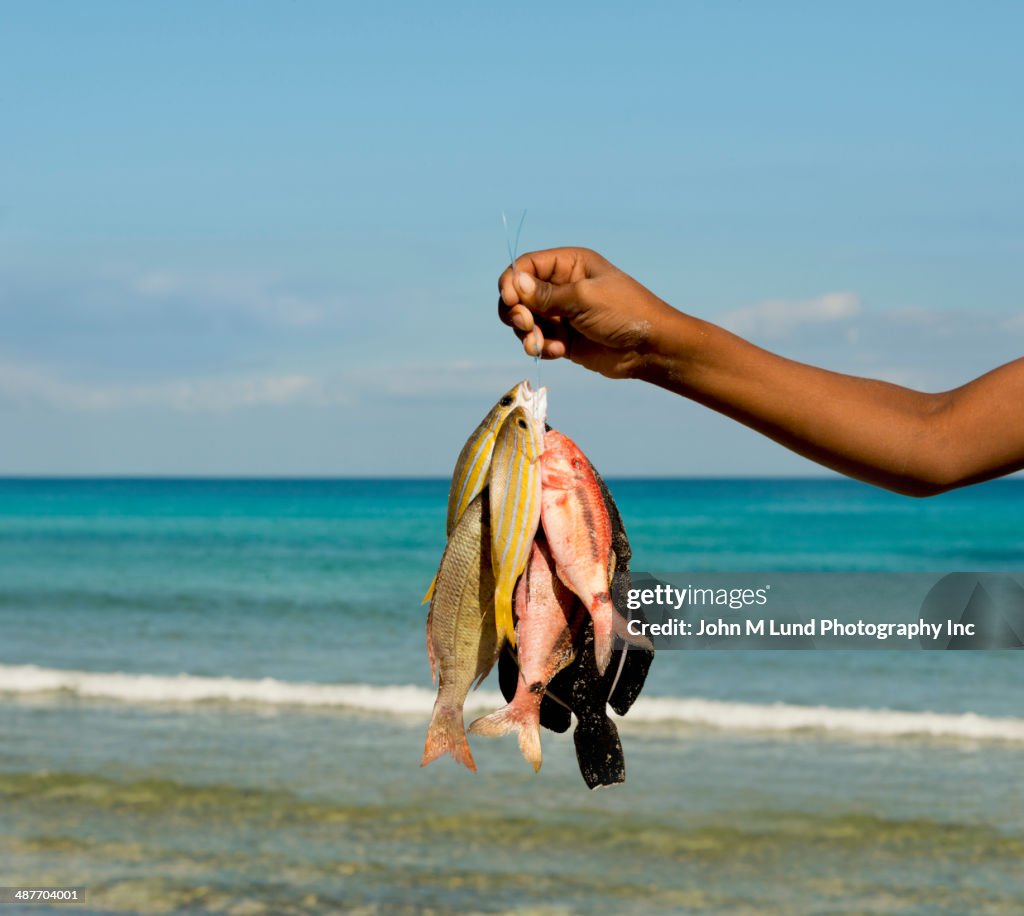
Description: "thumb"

(515, 272), (582, 319)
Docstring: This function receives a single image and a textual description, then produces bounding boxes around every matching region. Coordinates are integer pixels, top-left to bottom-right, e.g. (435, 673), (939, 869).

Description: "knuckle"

(536, 281), (552, 309)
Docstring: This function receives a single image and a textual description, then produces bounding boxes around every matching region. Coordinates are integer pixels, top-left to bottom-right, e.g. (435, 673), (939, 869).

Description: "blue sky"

(2, 1), (1022, 475)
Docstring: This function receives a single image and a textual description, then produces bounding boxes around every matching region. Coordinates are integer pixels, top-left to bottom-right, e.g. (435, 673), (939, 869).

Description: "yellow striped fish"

(422, 380), (538, 604)
(489, 395), (547, 648)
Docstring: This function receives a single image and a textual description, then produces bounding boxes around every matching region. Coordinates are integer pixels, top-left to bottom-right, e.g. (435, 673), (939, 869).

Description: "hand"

(497, 247), (678, 379)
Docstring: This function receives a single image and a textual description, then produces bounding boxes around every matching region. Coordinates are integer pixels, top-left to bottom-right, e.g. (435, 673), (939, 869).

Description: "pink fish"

(469, 538), (581, 771)
(540, 429), (645, 673)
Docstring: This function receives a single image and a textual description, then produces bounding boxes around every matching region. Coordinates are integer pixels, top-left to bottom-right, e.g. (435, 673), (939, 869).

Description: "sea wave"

(2, 663), (1023, 743)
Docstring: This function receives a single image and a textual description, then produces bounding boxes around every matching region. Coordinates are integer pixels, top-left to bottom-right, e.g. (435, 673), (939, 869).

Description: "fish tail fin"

(421, 702), (476, 772)
(494, 585), (517, 648)
(590, 601), (614, 675)
(573, 716), (626, 790)
(469, 704), (542, 772)
(422, 574), (437, 605)
(613, 610), (655, 651)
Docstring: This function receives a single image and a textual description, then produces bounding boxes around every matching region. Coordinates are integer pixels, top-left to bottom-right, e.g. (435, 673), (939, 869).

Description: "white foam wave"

(625, 696), (1024, 742)
(2, 664), (1023, 744)
(0, 664), (463, 716)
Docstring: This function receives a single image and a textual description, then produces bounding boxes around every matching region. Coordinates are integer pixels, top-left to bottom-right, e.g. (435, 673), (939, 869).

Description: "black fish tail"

(573, 716), (626, 789)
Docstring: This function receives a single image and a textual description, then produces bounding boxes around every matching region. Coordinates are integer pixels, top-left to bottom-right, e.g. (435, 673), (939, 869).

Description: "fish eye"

(517, 418), (527, 429)
(499, 396), (513, 407)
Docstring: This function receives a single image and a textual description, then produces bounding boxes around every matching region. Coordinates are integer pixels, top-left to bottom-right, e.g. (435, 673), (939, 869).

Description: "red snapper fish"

(469, 538), (581, 772)
(540, 429), (647, 673)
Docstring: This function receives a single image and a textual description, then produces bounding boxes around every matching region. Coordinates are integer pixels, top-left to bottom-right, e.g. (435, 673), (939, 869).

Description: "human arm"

(498, 247), (1024, 497)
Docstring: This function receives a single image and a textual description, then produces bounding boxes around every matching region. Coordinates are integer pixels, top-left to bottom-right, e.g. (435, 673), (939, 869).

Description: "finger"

(522, 326), (544, 357)
(497, 297), (513, 325)
(510, 305), (534, 333)
(540, 337), (567, 359)
(499, 247), (597, 304)
(535, 313), (569, 344)
(497, 299), (535, 334)
(514, 271), (584, 319)
(498, 269), (519, 307)
(522, 326), (570, 360)
(513, 248), (595, 284)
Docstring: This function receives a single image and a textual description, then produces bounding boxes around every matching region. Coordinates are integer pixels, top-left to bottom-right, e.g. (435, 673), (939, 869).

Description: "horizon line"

(0, 473), (1021, 483)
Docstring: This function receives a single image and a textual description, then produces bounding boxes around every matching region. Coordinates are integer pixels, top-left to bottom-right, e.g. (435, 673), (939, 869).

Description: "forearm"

(499, 248), (1024, 493)
(636, 310), (966, 496)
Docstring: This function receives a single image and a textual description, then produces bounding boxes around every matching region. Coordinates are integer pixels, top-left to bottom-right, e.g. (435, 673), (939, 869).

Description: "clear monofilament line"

(502, 209), (526, 280)
(502, 209), (541, 418)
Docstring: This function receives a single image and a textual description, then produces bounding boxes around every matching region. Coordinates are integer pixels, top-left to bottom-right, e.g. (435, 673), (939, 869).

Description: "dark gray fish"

(569, 618), (626, 789)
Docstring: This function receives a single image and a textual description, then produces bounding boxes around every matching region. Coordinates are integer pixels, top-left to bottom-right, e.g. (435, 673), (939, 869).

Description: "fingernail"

(511, 312), (528, 331)
(517, 273), (536, 296)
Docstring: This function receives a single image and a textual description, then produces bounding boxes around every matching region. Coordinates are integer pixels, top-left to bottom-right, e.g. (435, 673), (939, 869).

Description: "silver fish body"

(421, 495), (499, 772)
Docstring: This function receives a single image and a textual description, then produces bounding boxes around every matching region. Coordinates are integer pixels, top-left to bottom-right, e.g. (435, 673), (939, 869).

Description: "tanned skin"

(498, 248), (1024, 498)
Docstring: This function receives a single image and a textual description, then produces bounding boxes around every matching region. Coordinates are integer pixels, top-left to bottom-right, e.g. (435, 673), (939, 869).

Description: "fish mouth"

(514, 379), (534, 408)
(514, 379), (548, 425)
(532, 386), (548, 423)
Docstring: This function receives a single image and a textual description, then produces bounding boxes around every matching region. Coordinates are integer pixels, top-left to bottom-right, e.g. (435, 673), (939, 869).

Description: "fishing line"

(501, 638), (572, 712)
(606, 618), (630, 703)
(501, 210), (541, 402)
(501, 209), (526, 281)
(542, 686), (573, 713)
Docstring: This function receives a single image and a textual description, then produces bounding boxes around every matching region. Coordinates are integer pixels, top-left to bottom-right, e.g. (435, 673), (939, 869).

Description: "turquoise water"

(1, 478), (1023, 913)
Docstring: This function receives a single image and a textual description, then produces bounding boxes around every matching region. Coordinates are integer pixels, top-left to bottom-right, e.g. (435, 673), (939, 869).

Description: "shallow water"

(1, 478), (1023, 913)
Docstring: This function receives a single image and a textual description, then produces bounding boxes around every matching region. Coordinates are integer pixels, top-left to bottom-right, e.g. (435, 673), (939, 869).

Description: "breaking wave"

(2, 663), (1023, 743)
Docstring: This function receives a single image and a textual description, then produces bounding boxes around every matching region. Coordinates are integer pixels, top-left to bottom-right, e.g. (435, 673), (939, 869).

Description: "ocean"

(1, 477), (1023, 914)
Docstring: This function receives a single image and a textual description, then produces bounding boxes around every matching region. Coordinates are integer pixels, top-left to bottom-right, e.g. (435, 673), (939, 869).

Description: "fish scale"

(539, 429), (619, 673)
(489, 404), (546, 648)
(422, 380), (537, 605)
(422, 385), (653, 786)
(421, 495), (499, 772)
(468, 538), (581, 771)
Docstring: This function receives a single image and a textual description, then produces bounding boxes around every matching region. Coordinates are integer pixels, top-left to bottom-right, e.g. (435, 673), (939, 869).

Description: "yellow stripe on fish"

(422, 381), (534, 604)
(489, 405), (546, 648)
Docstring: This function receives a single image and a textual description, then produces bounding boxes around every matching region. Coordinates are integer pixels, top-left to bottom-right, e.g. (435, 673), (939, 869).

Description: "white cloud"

(0, 361), (328, 412)
(0, 357), (536, 414)
(1002, 313), (1024, 334)
(129, 269), (334, 328)
(720, 292), (861, 339)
